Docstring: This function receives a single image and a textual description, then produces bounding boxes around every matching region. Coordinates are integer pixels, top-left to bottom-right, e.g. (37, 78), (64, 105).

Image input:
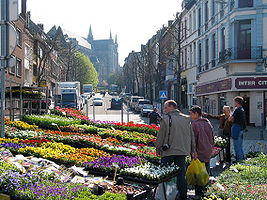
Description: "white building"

(180, 0), (267, 126)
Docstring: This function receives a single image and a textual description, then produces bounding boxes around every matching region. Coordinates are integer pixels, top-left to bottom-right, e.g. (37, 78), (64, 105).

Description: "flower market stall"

(0, 107), (233, 200)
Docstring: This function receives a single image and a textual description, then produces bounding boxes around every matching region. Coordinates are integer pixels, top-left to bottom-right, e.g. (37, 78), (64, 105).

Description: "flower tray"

(120, 172), (179, 186)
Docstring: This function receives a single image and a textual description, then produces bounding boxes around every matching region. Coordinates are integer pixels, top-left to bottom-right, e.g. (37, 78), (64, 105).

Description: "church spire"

(109, 30), (112, 40)
(115, 34), (118, 44)
(87, 25), (93, 42)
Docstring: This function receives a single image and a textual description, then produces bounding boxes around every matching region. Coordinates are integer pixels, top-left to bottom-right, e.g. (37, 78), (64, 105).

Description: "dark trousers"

(195, 162), (210, 197)
(225, 136), (231, 163)
(161, 155), (187, 200)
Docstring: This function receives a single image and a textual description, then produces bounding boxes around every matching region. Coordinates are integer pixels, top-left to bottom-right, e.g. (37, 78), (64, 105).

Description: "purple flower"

(83, 155), (141, 170)
(0, 143), (33, 149)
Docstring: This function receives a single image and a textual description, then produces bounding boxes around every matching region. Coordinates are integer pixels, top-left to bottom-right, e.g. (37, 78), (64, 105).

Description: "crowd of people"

(155, 96), (247, 200)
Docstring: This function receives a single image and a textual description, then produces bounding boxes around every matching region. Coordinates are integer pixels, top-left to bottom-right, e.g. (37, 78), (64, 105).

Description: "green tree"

(108, 71), (123, 89)
(73, 51), (99, 87)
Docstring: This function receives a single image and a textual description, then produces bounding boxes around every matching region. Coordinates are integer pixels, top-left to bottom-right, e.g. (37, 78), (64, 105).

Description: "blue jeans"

(231, 124), (244, 161)
(161, 155), (187, 200)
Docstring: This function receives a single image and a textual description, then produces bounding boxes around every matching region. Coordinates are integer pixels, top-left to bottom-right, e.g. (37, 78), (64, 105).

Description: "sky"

(27, 0), (182, 66)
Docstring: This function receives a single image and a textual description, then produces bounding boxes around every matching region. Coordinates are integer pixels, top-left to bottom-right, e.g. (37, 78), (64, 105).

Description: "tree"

(73, 51), (99, 88)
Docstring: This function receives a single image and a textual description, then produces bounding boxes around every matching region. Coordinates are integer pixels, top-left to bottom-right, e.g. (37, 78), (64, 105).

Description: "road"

(83, 93), (149, 124)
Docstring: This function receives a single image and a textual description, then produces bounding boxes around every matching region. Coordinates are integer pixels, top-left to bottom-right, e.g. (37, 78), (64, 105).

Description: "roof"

(61, 28), (92, 50)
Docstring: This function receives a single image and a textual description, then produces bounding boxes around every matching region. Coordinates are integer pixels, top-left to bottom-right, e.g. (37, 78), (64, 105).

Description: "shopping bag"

(155, 177), (178, 200)
(186, 159), (209, 186)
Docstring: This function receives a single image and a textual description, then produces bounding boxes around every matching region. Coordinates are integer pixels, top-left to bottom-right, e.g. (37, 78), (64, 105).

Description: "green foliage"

(22, 115), (81, 130)
(206, 154), (267, 200)
(74, 51), (99, 87)
(0, 161), (19, 171)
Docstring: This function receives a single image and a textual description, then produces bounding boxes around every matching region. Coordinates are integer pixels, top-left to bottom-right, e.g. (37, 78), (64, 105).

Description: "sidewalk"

(209, 118), (267, 157)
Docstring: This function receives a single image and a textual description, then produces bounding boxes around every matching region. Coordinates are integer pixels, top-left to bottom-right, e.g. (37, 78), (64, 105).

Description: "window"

(185, 47), (187, 67)
(189, 14), (192, 34)
(16, 58), (22, 77)
(211, 0), (215, 16)
(205, 1), (209, 31)
(198, 7), (202, 36)
(221, 28), (226, 51)
(205, 39), (209, 70)
(181, 22), (184, 40)
(198, 7), (201, 28)
(230, 0), (235, 10)
(17, 29), (22, 47)
(212, 34), (216, 67)
(190, 45), (192, 67)
(193, 42), (196, 66)
(185, 19), (187, 38)
(237, 20), (251, 59)
(220, 3), (224, 19)
(193, 10), (196, 31)
(239, 0), (253, 8)
(9, 64), (16, 74)
(198, 43), (202, 72)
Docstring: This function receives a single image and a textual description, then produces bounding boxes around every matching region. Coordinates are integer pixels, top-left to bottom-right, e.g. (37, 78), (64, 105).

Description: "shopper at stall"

(148, 108), (161, 125)
(189, 105), (215, 199)
(155, 100), (195, 200)
(203, 106), (232, 163)
(229, 96), (246, 162)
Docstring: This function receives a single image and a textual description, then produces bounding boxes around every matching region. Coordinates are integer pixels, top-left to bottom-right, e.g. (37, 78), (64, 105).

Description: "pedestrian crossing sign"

(159, 90), (168, 99)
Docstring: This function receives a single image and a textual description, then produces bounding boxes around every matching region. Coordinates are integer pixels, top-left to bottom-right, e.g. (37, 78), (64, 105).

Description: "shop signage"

(235, 77), (267, 89)
(196, 78), (232, 95)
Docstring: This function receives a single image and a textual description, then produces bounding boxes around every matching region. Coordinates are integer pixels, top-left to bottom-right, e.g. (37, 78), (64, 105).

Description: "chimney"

(26, 11), (31, 28)
(21, 0), (27, 18)
(37, 24), (44, 31)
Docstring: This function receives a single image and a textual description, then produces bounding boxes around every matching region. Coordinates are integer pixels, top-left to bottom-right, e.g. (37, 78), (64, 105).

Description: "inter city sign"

(235, 77), (267, 89)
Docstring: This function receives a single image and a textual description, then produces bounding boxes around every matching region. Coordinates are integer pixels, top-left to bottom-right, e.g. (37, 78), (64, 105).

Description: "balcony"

(219, 48), (232, 63)
(218, 46), (262, 64)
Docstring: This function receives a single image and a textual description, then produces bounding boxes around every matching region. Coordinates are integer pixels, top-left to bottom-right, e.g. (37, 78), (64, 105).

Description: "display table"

(121, 171), (180, 200)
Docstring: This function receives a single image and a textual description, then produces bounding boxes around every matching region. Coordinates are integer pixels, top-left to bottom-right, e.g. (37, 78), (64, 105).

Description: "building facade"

(87, 26), (119, 82)
(180, 0), (267, 126)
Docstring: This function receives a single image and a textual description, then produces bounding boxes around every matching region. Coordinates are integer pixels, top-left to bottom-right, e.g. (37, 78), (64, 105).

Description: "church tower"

(87, 25), (94, 43)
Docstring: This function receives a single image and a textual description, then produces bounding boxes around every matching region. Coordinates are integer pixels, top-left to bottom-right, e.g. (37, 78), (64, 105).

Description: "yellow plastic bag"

(186, 159), (209, 186)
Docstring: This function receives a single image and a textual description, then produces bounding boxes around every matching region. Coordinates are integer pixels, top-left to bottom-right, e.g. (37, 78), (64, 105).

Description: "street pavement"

(83, 93), (149, 124)
(83, 94), (266, 199)
(84, 94), (267, 156)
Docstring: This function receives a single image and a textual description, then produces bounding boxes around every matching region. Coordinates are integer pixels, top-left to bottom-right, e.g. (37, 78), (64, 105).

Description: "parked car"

(121, 93), (132, 103)
(129, 96), (144, 110)
(111, 97), (123, 109)
(92, 97), (103, 106)
(135, 99), (150, 113)
(141, 104), (154, 117)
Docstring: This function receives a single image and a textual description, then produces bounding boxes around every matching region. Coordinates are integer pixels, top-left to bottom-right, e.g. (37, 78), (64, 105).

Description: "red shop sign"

(235, 77), (267, 89)
(196, 78), (232, 95)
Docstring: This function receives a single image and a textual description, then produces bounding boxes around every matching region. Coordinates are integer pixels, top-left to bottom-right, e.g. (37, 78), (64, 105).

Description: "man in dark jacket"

(148, 108), (161, 125)
(190, 106), (215, 199)
(156, 100), (195, 200)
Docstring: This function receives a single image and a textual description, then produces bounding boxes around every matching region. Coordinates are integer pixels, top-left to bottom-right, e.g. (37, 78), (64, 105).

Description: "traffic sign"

(159, 90), (168, 99)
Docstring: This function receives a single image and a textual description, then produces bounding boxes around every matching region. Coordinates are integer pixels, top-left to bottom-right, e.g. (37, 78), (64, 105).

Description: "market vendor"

(155, 100), (195, 200)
